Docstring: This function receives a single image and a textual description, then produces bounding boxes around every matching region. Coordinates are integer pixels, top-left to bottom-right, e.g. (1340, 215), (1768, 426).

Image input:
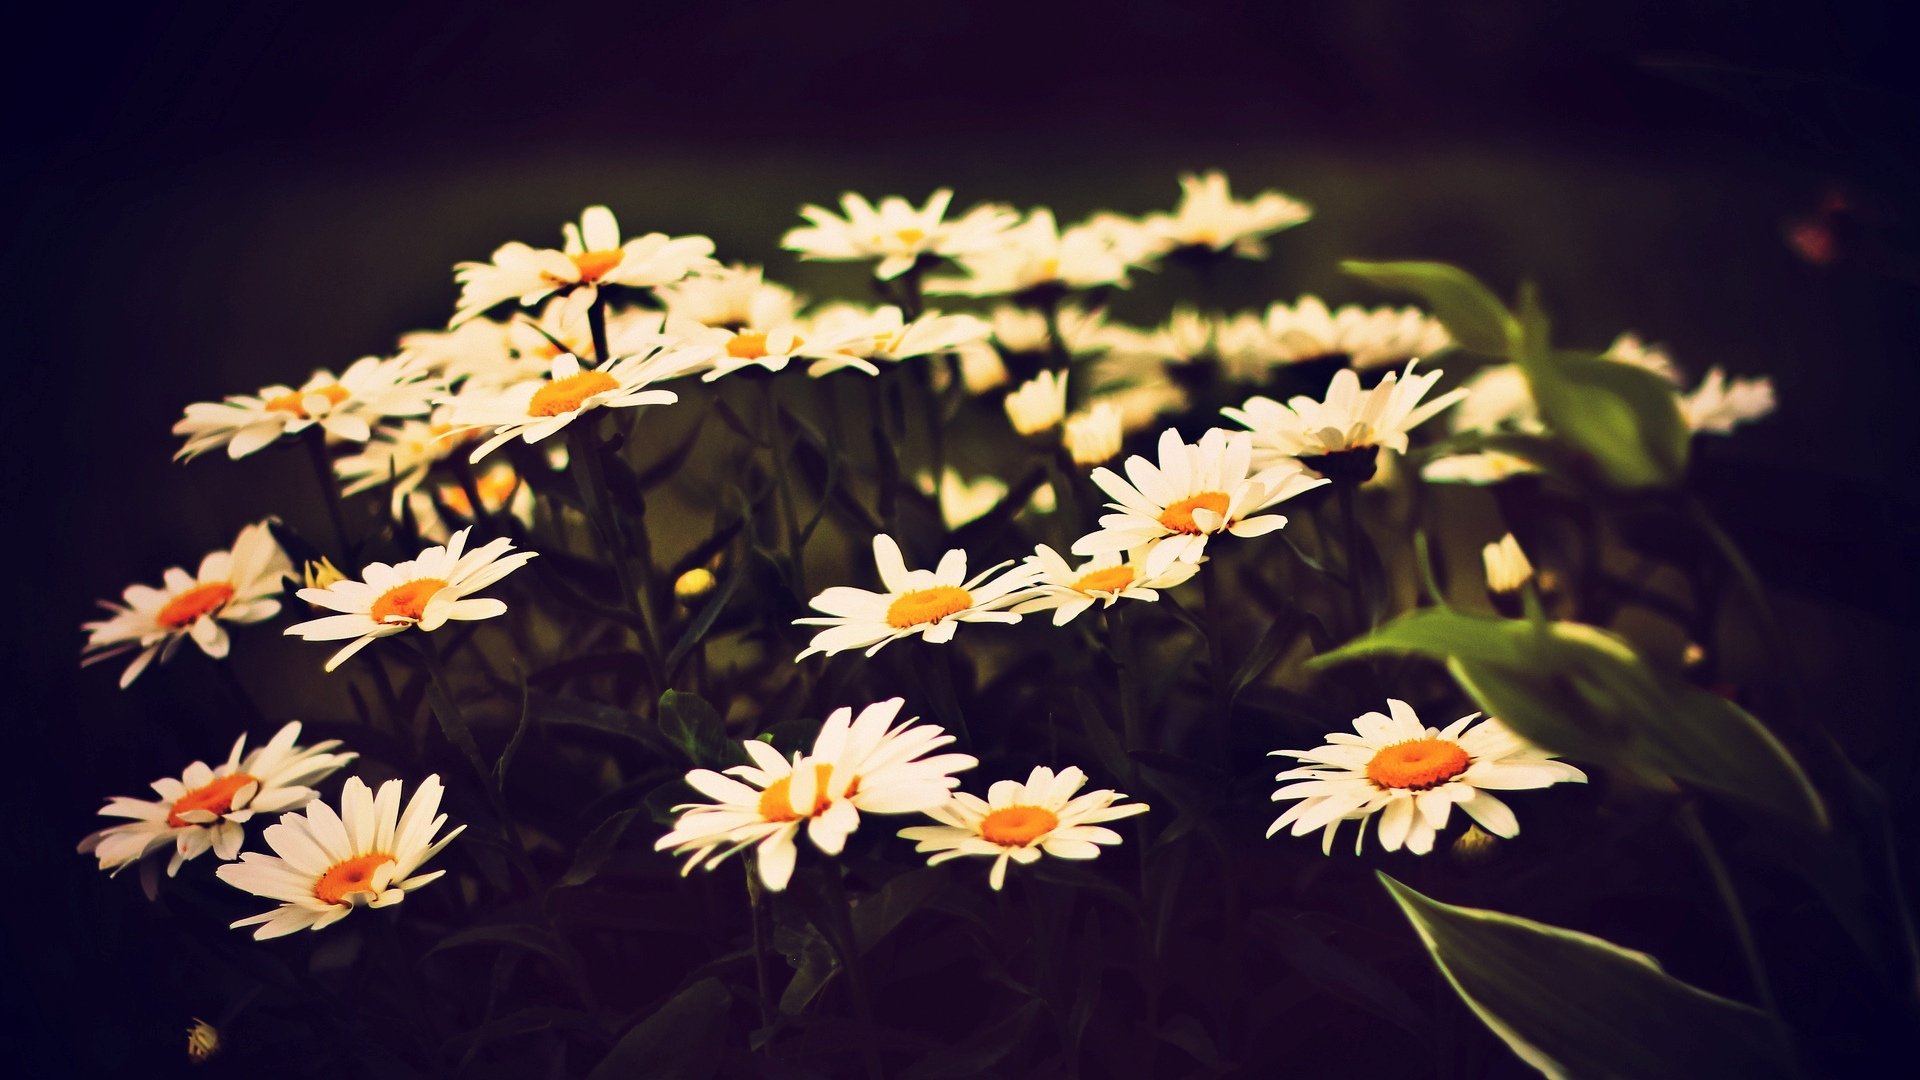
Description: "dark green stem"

(1199, 557), (1231, 733)
(1679, 803), (1784, 1025)
(567, 421), (663, 686)
(746, 859), (775, 1037)
(305, 429), (352, 555)
(820, 867), (885, 1080)
(1337, 481), (1366, 636)
(762, 378), (804, 593)
(586, 292), (611, 366)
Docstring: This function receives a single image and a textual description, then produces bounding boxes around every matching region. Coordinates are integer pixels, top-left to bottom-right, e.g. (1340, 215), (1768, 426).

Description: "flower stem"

(1199, 556), (1231, 737)
(1679, 802), (1784, 1023)
(586, 292), (611, 366)
(1107, 606), (1143, 752)
(762, 378), (804, 594)
(567, 421), (663, 687)
(1337, 481), (1366, 636)
(305, 428), (352, 555)
(820, 867), (885, 1080)
(746, 859), (775, 1036)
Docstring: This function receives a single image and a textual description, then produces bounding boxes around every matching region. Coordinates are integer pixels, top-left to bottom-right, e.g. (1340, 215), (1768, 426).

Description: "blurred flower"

(698, 323), (848, 382)
(1482, 533), (1534, 595)
(1420, 450), (1542, 485)
(799, 304), (992, 378)
(1452, 332), (1680, 436)
(1063, 401), (1124, 465)
(988, 303), (1107, 356)
(1261, 295), (1452, 371)
(898, 765), (1148, 890)
(404, 462), (536, 543)
(217, 775), (463, 939)
(174, 356), (440, 461)
(82, 521), (291, 688)
(955, 339), (1011, 394)
(1005, 370), (1069, 435)
(1140, 170), (1310, 258)
(452, 205), (716, 326)
(674, 567), (717, 602)
(1009, 544), (1198, 626)
(285, 527), (536, 671)
(1450, 823), (1500, 864)
(1073, 428), (1327, 577)
(658, 264), (802, 330)
(451, 348), (705, 462)
(333, 411), (468, 515)
(78, 721), (355, 877)
(1680, 368), (1775, 434)
(656, 699), (976, 891)
(1268, 699), (1586, 855)
(186, 1019), (219, 1064)
(303, 556), (347, 592)
(782, 189), (1017, 280)
(1223, 361), (1466, 481)
(1602, 332), (1681, 383)
(1098, 307), (1215, 369)
(793, 534), (1039, 660)
(929, 208), (1132, 298)
(917, 469), (1007, 529)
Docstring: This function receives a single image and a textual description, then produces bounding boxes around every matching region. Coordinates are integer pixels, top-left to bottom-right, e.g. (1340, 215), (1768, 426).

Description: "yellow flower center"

(979, 805), (1059, 847)
(1158, 491), (1231, 535)
(885, 585), (973, 628)
(155, 582), (235, 629)
(726, 332), (771, 360)
(314, 853), (395, 905)
(166, 772), (258, 828)
(1035, 257), (1061, 280)
(1070, 565), (1135, 595)
(757, 764), (857, 823)
(370, 578), (448, 624)
(528, 370), (620, 417)
(264, 384), (350, 418)
(894, 227), (926, 246)
(1366, 738), (1471, 790)
(570, 248), (625, 283)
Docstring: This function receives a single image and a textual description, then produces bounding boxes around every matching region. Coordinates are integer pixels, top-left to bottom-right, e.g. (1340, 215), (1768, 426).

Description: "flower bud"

(1064, 402), (1124, 466)
(1004, 371), (1068, 436)
(674, 567), (717, 603)
(186, 1018), (220, 1064)
(303, 557), (346, 592)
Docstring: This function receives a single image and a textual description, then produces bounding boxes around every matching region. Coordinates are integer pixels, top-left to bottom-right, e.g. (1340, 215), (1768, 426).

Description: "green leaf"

(852, 867), (944, 952)
(1313, 609), (1827, 828)
(1378, 874), (1794, 1080)
(1341, 260), (1518, 357)
(428, 924), (570, 968)
(664, 558), (743, 677)
(554, 807), (645, 890)
(901, 999), (1044, 1080)
(658, 690), (733, 768)
(587, 977), (732, 1080)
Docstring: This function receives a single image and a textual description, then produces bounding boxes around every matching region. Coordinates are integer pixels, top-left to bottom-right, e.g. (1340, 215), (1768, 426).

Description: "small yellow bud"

(1451, 824), (1500, 864)
(303, 557), (346, 592)
(186, 1018), (220, 1064)
(674, 568), (717, 602)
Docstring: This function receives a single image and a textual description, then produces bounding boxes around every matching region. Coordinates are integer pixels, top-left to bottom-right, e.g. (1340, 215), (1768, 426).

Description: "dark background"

(7, 0), (1919, 1074)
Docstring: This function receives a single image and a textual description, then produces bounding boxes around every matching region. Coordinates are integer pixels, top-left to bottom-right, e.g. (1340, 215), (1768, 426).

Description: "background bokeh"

(7, 1), (1918, 1074)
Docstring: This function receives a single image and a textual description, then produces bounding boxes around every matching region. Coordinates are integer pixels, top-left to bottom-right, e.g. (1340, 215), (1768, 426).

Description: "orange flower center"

(1158, 491), (1231, 534)
(1071, 565), (1135, 595)
(264, 384), (350, 418)
(570, 249), (624, 283)
(979, 805), (1059, 847)
(528, 370), (620, 417)
(757, 764), (857, 823)
(894, 227), (926, 246)
(370, 578), (448, 624)
(314, 853), (396, 905)
(166, 772), (258, 828)
(885, 585), (973, 628)
(440, 467), (520, 518)
(155, 582), (235, 629)
(1366, 738), (1471, 790)
(726, 332), (771, 360)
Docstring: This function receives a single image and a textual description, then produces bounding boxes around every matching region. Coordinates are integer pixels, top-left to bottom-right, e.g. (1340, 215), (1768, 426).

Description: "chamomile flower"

(1073, 427), (1329, 577)
(793, 534), (1040, 660)
(82, 521), (292, 688)
(216, 775), (463, 939)
(1420, 450), (1543, 485)
(450, 347), (706, 462)
(1005, 370), (1070, 435)
(78, 721), (356, 877)
(1097, 307), (1216, 369)
(1267, 700), (1586, 856)
(807, 304), (992, 377)
(284, 527), (536, 671)
(1222, 361), (1467, 481)
(1010, 545), (1198, 626)
(1261, 295), (1453, 371)
(333, 412), (470, 516)
(658, 264), (802, 330)
(655, 699), (976, 891)
(1681, 367), (1776, 433)
(451, 205), (716, 326)
(173, 355), (440, 461)
(782, 189), (1018, 280)
(989, 303), (1108, 357)
(929, 208), (1133, 299)
(1141, 170), (1311, 258)
(898, 765), (1148, 890)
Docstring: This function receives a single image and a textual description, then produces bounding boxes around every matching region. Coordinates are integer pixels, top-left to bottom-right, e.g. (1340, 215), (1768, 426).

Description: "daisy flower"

(1140, 170), (1311, 258)
(989, 303), (1108, 357)
(1097, 307), (1216, 369)
(1222, 361), (1467, 482)
(1420, 450), (1543, 485)
(1009, 544), (1198, 626)
(793, 534), (1040, 660)
(782, 189), (1018, 280)
(1680, 367), (1775, 434)
(284, 527), (536, 671)
(1267, 699), (1586, 856)
(1261, 295), (1453, 371)
(82, 521), (292, 688)
(78, 721), (356, 877)
(928, 208), (1133, 299)
(1063, 401), (1124, 466)
(450, 346), (708, 463)
(1072, 427), (1329, 577)
(695, 316), (876, 382)
(898, 765), (1149, 891)
(658, 264), (802, 331)
(173, 355), (440, 461)
(451, 205), (716, 326)
(655, 698), (977, 891)
(333, 411), (472, 515)
(804, 303), (992, 378)
(1005, 370), (1069, 435)
(1451, 333), (1681, 436)
(216, 775), (463, 939)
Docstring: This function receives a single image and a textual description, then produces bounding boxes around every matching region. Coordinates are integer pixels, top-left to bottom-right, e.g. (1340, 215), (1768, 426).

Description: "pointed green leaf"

(659, 690), (732, 768)
(1341, 260), (1518, 357)
(587, 977), (732, 1080)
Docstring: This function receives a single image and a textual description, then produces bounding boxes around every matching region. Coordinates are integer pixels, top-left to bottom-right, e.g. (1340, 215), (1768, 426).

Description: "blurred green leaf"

(665, 559), (743, 677)
(554, 807), (645, 890)
(1379, 874), (1795, 1080)
(428, 923), (571, 969)
(587, 977), (732, 1080)
(659, 690), (732, 768)
(1341, 259), (1518, 356)
(902, 999), (1044, 1080)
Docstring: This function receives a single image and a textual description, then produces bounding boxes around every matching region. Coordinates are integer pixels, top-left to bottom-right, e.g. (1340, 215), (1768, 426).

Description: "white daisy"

(793, 534), (1040, 660)
(654, 698), (976, 891)
(78, 721), (356, 877)
(1268, 699), (1587, 856)
(450, 347), (706, 463)
(1222, 361), (1467, 481)
(82, 521), (292, 688)
(805, 303), (992, 377)
(284, 527), (537, 671)
(1005, 370), (1070, 436)
(781, 189), (1018, 281)
(658, 264), (802, 330)
(1140, 170), (1311, 258)
(1072, 427), (1329, 577)
(1009, 544), (1198, 626)
(451, 205), (716, 326)
(173, 355), (441, 461)
(1450, 333), (1681, 436)
(898, 765), (1149, 891)
(1096, 308), (1216, 369)
(216, 775), (464, 939)
(1681, 367), (1775, 434)
(1419, 450), (1543, 485)
(1063, 401), (1125, 466)
(1261, 295), (1453, 371)
(928, 208), (1133, 299)
(333, 412), (472, 516)
(989, 303), (1108, 357)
